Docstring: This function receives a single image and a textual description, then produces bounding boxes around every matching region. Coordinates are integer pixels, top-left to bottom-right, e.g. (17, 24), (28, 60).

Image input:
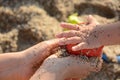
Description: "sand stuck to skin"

(30, 48), (102, 80)
(0, 0), (120, 80)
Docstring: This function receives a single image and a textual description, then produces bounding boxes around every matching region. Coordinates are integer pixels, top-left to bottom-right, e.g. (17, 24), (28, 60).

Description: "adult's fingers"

(45, 39), (61, 49)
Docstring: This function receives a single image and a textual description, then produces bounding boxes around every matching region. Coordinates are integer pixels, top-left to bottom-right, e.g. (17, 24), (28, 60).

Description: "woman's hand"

(56, 15), (102, 51)
(0, 39), (60, 80)
(30, 53), (102, 80)
(22, 39), (60, 79)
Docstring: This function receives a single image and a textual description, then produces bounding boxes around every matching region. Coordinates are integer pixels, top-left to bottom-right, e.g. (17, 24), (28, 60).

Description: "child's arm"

(56, 15), (120, 51)
(96, 21), (120, 46)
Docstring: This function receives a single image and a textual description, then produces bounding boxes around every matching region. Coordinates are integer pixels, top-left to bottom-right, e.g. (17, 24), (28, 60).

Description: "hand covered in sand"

(30, 50), (102, 80)
(56, 15), (102, 51)
(0, 39), (61, 80)
(21, 39), (60, 80)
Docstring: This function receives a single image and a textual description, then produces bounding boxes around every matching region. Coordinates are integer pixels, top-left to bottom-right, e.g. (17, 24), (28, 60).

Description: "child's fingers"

(56, 30), (80, 38)
(87, 15), (99, 26)
(61, 22), (81, 30)
(72, 42), (89, 51)
(87, 15), (94, 24)
(72, 42), (102, 51)
(58, 37), (82, 45)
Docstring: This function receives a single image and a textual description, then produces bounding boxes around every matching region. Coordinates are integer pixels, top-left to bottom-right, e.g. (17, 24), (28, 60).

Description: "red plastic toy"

(66, 44), (104, 57)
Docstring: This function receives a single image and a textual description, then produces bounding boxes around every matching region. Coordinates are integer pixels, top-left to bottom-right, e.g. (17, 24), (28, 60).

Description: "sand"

(0, 0), (120, 80)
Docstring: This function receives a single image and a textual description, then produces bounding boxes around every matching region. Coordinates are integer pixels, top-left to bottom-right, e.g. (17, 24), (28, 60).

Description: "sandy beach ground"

(0, 0), (120, 80)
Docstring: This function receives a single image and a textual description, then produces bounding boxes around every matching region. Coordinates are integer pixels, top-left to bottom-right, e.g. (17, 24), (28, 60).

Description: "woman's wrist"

(22, 41), (53, 72)
(0, 51), (31, 80)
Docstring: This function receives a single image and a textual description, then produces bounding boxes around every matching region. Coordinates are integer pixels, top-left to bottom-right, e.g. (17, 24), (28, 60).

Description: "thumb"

(87, 15), (99, 25)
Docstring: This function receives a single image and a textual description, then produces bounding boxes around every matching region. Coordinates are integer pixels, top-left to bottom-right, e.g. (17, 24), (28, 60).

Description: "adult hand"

(0, 39), (60, 80)
(22, 39), (60, 80)
(30, 53), (102, 80)
(56, 15), (102, 51)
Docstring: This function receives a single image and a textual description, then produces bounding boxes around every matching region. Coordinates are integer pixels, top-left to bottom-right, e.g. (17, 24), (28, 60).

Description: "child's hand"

(56, 15), (102, 51)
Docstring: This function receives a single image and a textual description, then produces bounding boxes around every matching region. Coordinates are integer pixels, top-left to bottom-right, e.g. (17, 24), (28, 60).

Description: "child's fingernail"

(60, 22), (64, 25)
(55, 34), (59, 37)
(89, 15), (92, 17)
(61, 22), (65, 24)
(72, 47), (77, 51)
(56, 34), (61, 38)
(72, 46), (81, 51)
